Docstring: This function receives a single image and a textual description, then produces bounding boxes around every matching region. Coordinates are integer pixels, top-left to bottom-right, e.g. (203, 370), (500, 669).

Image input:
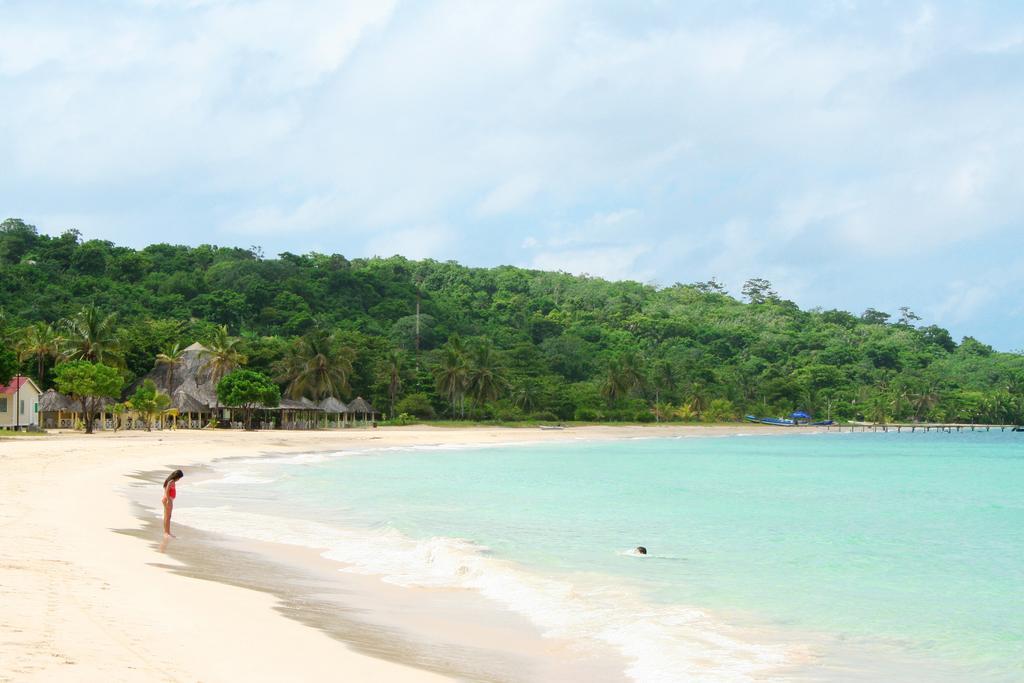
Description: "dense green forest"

(2, 217), (1023, 424)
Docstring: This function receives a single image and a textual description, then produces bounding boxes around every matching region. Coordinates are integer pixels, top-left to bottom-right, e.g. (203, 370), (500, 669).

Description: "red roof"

(0, 376), (32, 395)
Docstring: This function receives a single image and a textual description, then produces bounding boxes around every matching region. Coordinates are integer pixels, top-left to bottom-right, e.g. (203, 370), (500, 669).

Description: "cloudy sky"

(2, 1), (1023, 349)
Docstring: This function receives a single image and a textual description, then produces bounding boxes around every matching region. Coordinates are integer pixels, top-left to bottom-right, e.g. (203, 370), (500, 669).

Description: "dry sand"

(0, 424), (806, 682)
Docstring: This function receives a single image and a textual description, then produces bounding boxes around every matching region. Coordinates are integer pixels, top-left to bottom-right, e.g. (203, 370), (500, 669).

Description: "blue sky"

(2, 1), (1023, 350)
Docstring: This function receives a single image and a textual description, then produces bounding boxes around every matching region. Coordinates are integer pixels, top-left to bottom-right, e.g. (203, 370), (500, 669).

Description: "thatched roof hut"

(39, 388), (76, 412)
(347, 396), (376, 417)
(279, 398), (321, 411)
(137, 343), (219, 412)
(318, 397), (348, 414)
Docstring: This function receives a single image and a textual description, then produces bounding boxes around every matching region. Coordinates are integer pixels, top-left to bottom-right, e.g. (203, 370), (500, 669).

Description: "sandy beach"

(0, 424), (818, 682)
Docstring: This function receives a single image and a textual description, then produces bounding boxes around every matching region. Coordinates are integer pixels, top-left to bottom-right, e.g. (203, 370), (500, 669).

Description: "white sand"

(0, 424), (802, 681)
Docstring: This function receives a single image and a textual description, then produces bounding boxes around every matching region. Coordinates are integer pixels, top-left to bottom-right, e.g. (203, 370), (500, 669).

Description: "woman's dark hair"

(163, 469), (184, 488)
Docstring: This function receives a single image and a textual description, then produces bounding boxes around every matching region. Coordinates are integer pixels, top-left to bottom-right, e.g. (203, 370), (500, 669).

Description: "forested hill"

(2, 217), (1022, 424)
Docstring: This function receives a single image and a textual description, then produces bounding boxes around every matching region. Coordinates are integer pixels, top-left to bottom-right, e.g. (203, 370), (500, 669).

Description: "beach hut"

(347, 396), (377, 425)
(0, 376), (42, 429)
(39, 388), (77, 429)
(318, 396), (348, 428)
(279, 397), (323, 430)
(134, 343), (220, 428)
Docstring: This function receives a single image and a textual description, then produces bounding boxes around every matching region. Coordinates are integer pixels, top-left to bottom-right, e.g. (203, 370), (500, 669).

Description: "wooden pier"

(824, 423), (1020, 433)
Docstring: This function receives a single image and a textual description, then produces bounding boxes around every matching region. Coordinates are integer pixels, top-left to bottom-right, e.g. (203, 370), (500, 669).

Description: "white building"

(0, 376), (42, 429)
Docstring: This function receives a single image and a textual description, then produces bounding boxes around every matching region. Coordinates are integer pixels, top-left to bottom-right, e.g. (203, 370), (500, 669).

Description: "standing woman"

(162, 470), (184, 538)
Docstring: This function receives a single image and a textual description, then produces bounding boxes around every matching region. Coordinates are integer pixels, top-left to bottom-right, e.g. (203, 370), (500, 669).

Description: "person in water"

(162, 469), (184, 538)
(635, 546), (647, 555)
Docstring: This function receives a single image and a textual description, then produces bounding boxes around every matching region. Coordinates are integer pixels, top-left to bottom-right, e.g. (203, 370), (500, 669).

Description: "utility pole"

(15, 374), (21, 431)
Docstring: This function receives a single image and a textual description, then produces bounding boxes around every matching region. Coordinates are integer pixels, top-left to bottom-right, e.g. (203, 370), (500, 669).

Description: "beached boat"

(744, 413), (834, 427)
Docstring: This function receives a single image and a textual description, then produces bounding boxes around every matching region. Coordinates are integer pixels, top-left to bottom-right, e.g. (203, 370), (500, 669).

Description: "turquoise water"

(183, 433), (1024, 681)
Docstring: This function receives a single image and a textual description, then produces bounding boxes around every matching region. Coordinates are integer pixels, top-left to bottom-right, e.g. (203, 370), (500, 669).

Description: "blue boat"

(745, 412), (834, 427)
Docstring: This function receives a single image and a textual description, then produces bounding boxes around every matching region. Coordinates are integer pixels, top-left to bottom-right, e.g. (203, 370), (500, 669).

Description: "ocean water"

(177, 433), (1024, 681)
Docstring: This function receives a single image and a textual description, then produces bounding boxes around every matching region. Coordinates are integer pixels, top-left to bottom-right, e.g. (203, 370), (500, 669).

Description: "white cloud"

(364, 225), (455, 261)
(531, 244), (652, 282)
(3, 2), (1024, 347)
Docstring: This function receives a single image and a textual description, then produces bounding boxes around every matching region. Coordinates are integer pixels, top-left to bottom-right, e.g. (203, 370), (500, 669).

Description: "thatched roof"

(318, 396), (348, 413)
(136, 343), (218, 410)
(348, 396), (376, 415)
(39, 388), (76, 412)
(279, 397), (322, 411)
(171, 389), (208, 413)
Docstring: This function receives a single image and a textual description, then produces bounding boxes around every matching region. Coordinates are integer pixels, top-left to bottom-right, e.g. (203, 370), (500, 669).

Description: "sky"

(2, 1), (1023, 350)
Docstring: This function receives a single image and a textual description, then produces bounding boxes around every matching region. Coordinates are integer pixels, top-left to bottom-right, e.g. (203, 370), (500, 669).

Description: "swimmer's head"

(635, 546), (647, 555)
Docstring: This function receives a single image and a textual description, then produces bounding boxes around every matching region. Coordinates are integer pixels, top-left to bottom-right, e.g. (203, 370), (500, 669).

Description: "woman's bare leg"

(163, 499), (175, 537)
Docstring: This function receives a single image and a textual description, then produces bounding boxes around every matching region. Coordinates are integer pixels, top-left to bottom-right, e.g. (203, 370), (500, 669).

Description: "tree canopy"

(217, 369), (280, 430)
(52, 360), (123, 434)
(3, 217), (1023, 425)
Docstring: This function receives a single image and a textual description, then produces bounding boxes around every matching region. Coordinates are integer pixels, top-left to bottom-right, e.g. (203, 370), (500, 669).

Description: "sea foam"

(173, 506), (797, 682)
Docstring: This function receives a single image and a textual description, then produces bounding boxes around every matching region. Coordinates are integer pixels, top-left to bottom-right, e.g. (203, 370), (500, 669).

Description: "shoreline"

(0, 424), (831, 681)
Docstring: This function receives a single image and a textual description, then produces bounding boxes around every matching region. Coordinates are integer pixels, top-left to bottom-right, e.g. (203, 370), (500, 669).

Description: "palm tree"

(600, 358), (628, 405)
(274, 328), (353, 401)
(62, 304), (122, 365)
(202, 325), (247, 411)
(618, 352), (645, 394)
(433, 347), (467, 418)
(652, 360), (677, 405)
(466, 342), (507, 414)
(155, 342), (186, 389)
(380, 349), (405, 419)
(511, 379), (541, 413)
(18, 322), (63, 384)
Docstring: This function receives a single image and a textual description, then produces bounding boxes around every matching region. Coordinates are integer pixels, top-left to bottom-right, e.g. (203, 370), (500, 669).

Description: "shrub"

(703, 398), (738, 422)
(494, 406), (525, 422)
(395, 393), (436, 419)
(574, 407), (603, 421)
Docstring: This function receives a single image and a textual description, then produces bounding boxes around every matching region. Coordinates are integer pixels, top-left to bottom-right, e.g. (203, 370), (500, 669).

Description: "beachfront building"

(318, 396), (348, 428)
(0, 376), (42, 429)
(347, 396), (379, 424)
(134, 342), (353, 430)
(134, 342), (219, 428)
(39, 388), (78, 429)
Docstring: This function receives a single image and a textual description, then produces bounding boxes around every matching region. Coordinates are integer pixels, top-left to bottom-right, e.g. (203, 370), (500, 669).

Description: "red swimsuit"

(166, 481), (176, 500)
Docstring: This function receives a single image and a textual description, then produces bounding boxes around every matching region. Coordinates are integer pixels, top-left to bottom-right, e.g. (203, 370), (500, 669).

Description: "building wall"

(0, 386), (41, 427)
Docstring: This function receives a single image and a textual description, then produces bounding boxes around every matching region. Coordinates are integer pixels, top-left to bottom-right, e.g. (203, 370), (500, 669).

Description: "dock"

(825, 423), (1020, 433)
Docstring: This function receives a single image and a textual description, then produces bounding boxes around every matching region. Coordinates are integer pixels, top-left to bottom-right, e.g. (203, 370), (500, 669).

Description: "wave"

(173, 506), (800, 682)
(194, 471), (277, 486)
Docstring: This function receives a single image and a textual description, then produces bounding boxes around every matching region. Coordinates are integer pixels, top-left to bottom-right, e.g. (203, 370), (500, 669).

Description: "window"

(21, 400), (25, 414)
(0, 397), (7, 412)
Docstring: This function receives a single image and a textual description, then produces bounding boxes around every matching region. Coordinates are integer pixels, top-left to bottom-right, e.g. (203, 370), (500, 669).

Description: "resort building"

(0, 375), (42, 429)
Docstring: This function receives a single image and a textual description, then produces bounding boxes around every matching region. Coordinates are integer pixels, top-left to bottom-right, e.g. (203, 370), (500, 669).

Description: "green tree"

(466, 342), (507, 414)
(127, 379), (171, 431)
(703, 398), (738, 422)
(379, 349), (405, 419)
(62, 305), (123, 365)
(395, 392), (436, 419)
(741, 278), (777, 304)
(53, 361), (123, 434)
(0, 346), (16, 386)
(217, 369), (280, 430)
(274, 328), (354, 401)
(433, 346), (468, 418)
(202, 325), (247, 411)
(155, 342), (186, 388)
(18, 322), (63, 385)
